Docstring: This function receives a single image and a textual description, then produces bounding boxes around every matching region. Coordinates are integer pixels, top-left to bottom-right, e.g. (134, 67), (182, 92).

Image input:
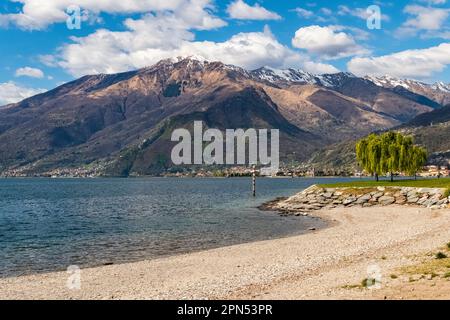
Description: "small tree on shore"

(356, 132), (427, 181)
(356, 134), (382, 181)
(406, 146), (428, 180)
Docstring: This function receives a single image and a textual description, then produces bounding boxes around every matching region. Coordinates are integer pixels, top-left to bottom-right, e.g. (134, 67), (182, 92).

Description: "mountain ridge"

(0, 57), (448, 176)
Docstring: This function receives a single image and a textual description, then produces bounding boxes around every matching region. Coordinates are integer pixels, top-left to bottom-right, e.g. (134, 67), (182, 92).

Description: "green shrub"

(361, 278), (377, 288)
(444, 188), (450, 198)
(435, 252), (448, 259)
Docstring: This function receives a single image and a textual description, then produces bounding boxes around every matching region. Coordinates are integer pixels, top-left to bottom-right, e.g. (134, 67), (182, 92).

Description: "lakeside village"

(2, 163), (449, 179)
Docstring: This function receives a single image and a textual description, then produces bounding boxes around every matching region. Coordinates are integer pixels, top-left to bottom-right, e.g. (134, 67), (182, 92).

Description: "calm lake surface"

(0, 177), (356, 277)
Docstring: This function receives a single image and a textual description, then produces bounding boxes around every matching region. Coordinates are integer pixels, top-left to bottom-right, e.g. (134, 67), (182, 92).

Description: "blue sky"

(0, 0), (449, 104)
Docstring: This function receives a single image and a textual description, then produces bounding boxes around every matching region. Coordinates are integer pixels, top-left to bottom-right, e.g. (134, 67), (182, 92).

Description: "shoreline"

(0, 212), (327, 280)
(1, 205), (450, 299)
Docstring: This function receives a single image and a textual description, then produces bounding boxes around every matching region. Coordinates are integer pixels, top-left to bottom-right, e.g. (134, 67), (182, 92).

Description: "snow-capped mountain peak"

(432, 81), (450, 93)
(315, 72), (356, 88)
(364, 75), (421, 90)
(365, 75), (450, 106)
(250, 66), (318, 85)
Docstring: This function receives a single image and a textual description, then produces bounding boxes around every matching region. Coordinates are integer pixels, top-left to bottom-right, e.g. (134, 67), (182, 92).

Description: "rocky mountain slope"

(0, 57), (447, 176)
(366, 75), (450, 106)
(308, 104), (450, 171)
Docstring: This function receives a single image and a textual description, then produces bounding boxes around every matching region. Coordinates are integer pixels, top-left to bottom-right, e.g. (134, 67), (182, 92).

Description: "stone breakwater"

(261, 185), (450, 216)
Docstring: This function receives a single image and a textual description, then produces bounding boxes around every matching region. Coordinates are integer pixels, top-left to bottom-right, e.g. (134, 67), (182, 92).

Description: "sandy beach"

(1, 205), (450, 300)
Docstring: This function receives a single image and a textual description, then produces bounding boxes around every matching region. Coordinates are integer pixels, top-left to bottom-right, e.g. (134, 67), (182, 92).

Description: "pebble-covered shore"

(264, 185), (450, 216)
(2, 205), (450, 299)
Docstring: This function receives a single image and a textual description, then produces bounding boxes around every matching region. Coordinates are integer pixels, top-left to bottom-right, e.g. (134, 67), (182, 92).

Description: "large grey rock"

(417, 188), (443, 195)
(355, 194), (371, 204)
(371, 192), (384, 199)
(407, 197), (419, 203)
(425, 197), (440, 207)
(395, 196), (407, 204)
(343, 197), (357, 205)
(379, 196), (395, 205)
(417, 195), (429, 205)
(407, 191), (418, 198)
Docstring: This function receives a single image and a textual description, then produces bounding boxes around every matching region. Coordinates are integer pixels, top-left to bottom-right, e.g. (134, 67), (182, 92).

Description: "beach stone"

(363, 202), (373, 207)
(407, 196), (419, 203)
(395, 196), (407, 204)
(400, 188), (410, 195)
(294, 212), (308, 216)
(417, 188), (442, 195)
(322, 192), (333, 199)
(379, 196), (395, 205)
(343, 197), (357, 205)
(372, 192), (384, 199)
(417, 195), (429, 205)
(425, 199), (439, 208)
(377, 187), (385, 191)
(407, 191), (418, 198)
(355, 194), (371, 204)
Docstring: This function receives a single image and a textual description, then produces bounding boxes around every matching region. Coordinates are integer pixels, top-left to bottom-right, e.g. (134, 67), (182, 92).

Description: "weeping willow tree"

(406, 146), (428, 180)
(356, 134), (382, 181)
(356, 132), (427, 181)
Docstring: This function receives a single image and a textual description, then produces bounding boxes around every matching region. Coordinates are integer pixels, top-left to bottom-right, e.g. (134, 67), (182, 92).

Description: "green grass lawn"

(319, 177), (450, 194)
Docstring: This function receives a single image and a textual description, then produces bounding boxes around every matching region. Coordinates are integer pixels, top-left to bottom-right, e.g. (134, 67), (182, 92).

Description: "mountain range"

(0, 56), (449, 176)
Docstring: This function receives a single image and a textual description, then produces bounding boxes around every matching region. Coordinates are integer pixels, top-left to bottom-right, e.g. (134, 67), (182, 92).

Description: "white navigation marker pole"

(252, 165), (256, 197)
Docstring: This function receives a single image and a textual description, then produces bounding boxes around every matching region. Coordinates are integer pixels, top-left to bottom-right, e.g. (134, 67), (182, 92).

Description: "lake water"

(0, 177), (356, 277)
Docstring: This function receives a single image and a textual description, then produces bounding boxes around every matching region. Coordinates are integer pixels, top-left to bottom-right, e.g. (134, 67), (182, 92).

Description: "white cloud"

(0, 82), (46, 105)
(303, 61), (339, 74)
(227, 0), (281, 20)
(20, 0), (335, 77)
(55, 18), (337, 77)
(320, 8), (333, 16)
(403, 5), (449, 30)
(347, 43), (450, 79)
(0, 0), (221, 30)
(56, 6), (226, 76)
(15, 67), (45, 78)
(291, 25), (369, 60)
(396, 5), (450, 39)
(39, 54), (60, 67)
(291, 7), (314, 19)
